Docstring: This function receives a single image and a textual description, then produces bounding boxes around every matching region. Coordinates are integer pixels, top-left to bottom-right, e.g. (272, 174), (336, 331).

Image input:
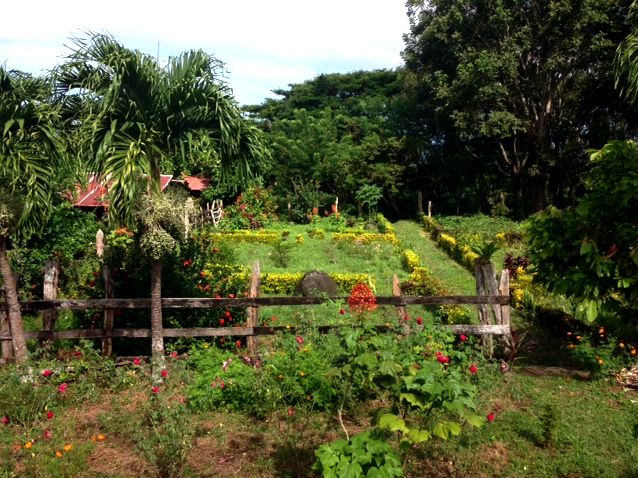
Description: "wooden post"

(0, 271), (16, 361)
(427, 201), (432, 218)
(392, 274), (408, 330)
(41, 258), (60, 348)
(0, 303), (10, 362)
(498, 269), (512, 353)
(101, 265), (115, 356)
(246, 261), (260, 355)
(417, 191), (423, 214)
(475, 260), (501, 357)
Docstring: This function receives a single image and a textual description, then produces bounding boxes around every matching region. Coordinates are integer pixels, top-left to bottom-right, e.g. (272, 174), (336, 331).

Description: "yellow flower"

(63, 444), (72, 452)
(24, 442), (33, 450)
(597, 358), (605, 365)
(299, 371), (305, 377)
(619, 342), (625, 349)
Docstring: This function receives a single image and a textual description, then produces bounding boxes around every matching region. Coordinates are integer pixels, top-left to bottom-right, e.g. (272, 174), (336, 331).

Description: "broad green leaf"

(432, 422), (448, 440)
(379, 413), (408, 433)
(466, 414), (486, 428)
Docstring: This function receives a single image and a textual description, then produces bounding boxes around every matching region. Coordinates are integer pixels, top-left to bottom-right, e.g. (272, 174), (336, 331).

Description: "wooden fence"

(0, 264), (512, 359)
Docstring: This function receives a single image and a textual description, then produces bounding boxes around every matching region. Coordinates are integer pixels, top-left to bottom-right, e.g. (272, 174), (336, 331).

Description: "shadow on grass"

(270, 444), (318, 477)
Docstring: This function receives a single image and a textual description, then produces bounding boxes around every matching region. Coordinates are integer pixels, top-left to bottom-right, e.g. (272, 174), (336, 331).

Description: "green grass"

(393, 220), (476, 295)
(424, 369), (638, 477)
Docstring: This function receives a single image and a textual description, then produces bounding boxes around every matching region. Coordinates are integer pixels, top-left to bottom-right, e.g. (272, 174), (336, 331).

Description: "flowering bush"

(348, 283), (378, 315)
(401, 249), (421, 272)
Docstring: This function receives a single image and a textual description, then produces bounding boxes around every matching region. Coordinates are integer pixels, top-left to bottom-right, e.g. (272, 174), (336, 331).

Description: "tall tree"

(402, 0), (632, 216)
(0, 68), (66, 363)
(56, 34), (267, 361)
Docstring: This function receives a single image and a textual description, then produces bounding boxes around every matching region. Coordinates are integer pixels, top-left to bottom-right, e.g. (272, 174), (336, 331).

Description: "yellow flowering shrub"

(226, 271), (374, 295)
(401, 249), (421, 272)
(295, 234), (304, 244)
(402, 267), (447, 296)
(438, 233), (457, 253)
(332, 232), (398, 245)
(196, 230), (280, 245)
(460, 246), (480, 269)
(375, 213), (395, 234)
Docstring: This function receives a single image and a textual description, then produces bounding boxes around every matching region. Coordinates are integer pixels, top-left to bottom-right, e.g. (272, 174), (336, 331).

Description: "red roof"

(183, 176), (211, 191)
(73, 174), (173, 208)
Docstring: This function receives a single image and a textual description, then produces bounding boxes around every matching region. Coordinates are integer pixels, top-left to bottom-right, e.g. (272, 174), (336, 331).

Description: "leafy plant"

(313, 430), (403, 478)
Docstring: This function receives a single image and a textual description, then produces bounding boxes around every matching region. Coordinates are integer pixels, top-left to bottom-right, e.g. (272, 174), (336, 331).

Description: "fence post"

(417, 191), (423, 214)
(392, 274), (408, 330)
(41, 258), (59, 348)
(0, 304), (10, 362)
(246, 261), (260, 356)
(498, 269), (512, 353)
(101, 265), (115, 356)
(475, 260), (501, 357)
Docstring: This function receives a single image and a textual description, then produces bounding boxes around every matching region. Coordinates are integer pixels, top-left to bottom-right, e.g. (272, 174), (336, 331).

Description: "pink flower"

(42, 369), (53, 378)
(151, 386), (160, 394)
(1, 415), (9, 425)
(487, 412), (495, 423)
(295, 335), (304, 345)
(160, 369), (168, 378)
(43, 430), (52, 440)
(170, 351), (178, 358)
(57, 383), (68, 394)
(219, 381), (225, 389)
(416, 317), (423, 325)
(46, 411), (54, 420)
(460, 334), (468, 342)
(469, 364), (478, 375)
(133, 357), (141, 366)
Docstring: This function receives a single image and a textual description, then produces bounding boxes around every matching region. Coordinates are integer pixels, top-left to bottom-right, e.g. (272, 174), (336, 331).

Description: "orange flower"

(55, 450), (63, 458)
(63, 444), (72, 452)
(24, 441), (33, 449)
(97, 434), (106, 441)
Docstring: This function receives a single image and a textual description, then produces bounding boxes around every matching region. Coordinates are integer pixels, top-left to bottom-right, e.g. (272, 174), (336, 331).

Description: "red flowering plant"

(347, 283), (377, 318)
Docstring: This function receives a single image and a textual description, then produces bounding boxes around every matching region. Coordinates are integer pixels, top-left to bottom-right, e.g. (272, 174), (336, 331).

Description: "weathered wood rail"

(0, 294), (510, 340)
(0, 262), (512, 358)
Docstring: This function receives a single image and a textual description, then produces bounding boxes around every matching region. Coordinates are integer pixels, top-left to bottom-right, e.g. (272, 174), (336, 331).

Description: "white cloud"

(1, 0), (409, 105)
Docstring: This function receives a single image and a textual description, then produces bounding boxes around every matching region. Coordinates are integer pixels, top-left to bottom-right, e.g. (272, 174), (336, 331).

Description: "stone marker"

(297, 271), (339, 297)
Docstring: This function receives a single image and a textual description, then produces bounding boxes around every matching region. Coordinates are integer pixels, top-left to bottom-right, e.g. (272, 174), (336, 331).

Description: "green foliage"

(356, 184), (384, 219)
(271, 239), (295, 268)
(219, 182), (278, 230)
(313, 430), (404, 478)
(526, 140), (638, 323)
(402, 0), (630, 215)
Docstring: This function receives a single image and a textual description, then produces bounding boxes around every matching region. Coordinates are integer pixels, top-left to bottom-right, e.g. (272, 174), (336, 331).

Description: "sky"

(1, 1), (410, 106)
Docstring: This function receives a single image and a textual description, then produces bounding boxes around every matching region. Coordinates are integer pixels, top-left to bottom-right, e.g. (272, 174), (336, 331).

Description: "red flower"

(219, 319), (225, 326)
(73, 351), (82, 358)
(287, 407), (296, 416)
(469, 364), (478, 375)
(235, 340), (242, 349)
(1, 415), (9, 425)
(339, 308), (346, 315)
(295, 335), (304, 345)
(43, 430), (52, 440)
(416, 317), (423, 325)
(46, 411), (54, 420)
(170, 351), (178, 358)
(225, 311), (231, 318)
(460, 334), (468, 342)
(160, 369), (168, 378)
(133, 357), (141, 366)
(487, 412), (495, 423)
(403, 314), (410, 321)
(57, 383), (68, 394)
(348, 283), (377, 315)
(228, 294), (235, 298)
(219, 381), (225, 389)
(151, 386), (160, 394)
(42, 369), (53, 378)
(182, 259), (193, 267)
(436, 352), (450, 364)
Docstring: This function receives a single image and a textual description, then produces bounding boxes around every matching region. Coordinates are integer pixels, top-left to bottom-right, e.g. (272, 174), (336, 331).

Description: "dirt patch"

(518, 366), (591, 380)
(85, 443), (156, 477)
(464, 440), (510, 477)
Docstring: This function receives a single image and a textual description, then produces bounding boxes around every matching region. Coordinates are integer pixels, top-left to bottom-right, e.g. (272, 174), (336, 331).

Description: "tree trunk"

(150, 260), (164, 358)
(0, 237), (28, 363)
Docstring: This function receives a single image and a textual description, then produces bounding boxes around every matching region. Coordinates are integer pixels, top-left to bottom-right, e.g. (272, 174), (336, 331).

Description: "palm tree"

(56, 33), (267, 361)
(615, 1), (638, 104)
(0, 68), (66, 363)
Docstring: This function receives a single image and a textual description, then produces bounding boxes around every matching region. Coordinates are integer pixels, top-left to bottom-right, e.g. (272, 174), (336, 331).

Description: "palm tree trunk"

(150, 259), (164, 358)
(0, 237), (28, 363)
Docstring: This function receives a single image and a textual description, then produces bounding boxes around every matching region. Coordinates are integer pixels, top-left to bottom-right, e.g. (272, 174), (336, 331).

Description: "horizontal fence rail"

(4, 295), (509, 312)
(0, 295), (511, 342)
